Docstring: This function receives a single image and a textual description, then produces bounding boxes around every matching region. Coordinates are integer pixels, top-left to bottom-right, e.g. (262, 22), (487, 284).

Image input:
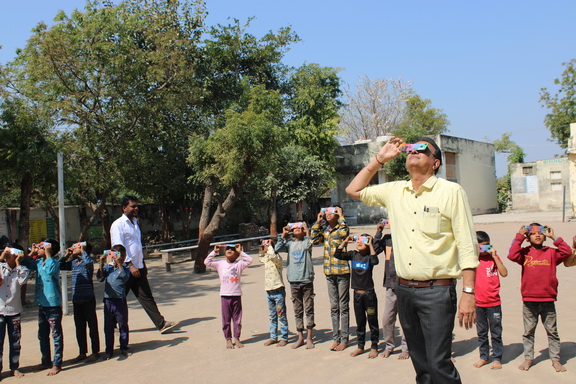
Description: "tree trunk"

(198, 179), (214, 240)
(159, 201), (172, 242)
(194, 182), (243, 273)
(102, 203), (112, 249)
(17, 173), (33, 249)
(296, 201), (303, 221)
(268, 186), (278, 238)
(78, 196), (107, 242)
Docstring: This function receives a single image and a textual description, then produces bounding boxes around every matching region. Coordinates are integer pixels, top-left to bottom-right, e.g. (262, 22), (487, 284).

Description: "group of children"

(204, 210), (576, 374)
(0, 239), (134, 379)
(1, 215), (574, 376)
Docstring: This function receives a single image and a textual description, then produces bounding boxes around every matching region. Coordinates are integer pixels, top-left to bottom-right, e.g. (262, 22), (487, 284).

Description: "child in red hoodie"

(508, 223), (571, 373)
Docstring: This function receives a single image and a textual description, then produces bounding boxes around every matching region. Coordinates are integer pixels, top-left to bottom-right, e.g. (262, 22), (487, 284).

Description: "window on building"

(550, 170), (562, 180)
(522, 166), (534, 176)
(550, 182), (563, 191)
(444, 152), (457, 182)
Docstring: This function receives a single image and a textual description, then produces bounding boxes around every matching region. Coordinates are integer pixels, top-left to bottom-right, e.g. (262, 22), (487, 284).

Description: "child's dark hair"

(528, 222), (542, 227)
(84, 241), (93, 255)
(42, 238), (60, 255)
(111, 244), (126, 253)
(476, 231), (490, 244)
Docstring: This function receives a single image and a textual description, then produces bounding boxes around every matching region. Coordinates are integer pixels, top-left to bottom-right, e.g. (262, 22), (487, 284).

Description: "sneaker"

(160, 321), (179, 334)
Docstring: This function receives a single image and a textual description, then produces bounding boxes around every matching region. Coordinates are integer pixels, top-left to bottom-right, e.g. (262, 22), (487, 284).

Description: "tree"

(1, 0), (206, 243)
(540, 59), (576, 149)
(339, 76), (413, 143)
(0, 98), (57, 248)
(493, 133), (525, 212)
(188, 85), (287, 272)
(384, 93), (450, 180)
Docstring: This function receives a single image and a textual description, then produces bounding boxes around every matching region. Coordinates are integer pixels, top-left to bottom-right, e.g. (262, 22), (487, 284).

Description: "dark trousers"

(0, 314), (22, 371)
(38, 306), (63, 367)
(396, 283), (460, 384)
(290, 282), (315, 331)
(104, 298), (129, 354)
(353, 290), (379, 350)
(73, 297), (100, 355)
(126, 267), (165, 330)
(476, 305), (503, 361)
(221, 296), (242, 340)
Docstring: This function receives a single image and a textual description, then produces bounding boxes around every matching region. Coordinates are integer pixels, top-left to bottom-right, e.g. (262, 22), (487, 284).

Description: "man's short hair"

(121, 195), (139, 208)
(416, 137), (442, 174)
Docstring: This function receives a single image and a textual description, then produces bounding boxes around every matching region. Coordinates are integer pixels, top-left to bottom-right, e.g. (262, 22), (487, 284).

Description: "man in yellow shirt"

(346, 137), (478, 383)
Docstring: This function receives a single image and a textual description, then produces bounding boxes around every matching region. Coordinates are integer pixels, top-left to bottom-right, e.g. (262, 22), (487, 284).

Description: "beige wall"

(334, 134), (498, 225)
(510, 158), (570, 211)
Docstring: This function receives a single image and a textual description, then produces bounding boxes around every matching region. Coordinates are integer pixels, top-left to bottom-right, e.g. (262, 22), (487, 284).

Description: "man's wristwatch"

(463, 286), (475, 294)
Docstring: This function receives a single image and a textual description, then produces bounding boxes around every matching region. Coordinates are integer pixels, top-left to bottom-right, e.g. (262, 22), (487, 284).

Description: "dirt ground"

(6, 211), (576, 383)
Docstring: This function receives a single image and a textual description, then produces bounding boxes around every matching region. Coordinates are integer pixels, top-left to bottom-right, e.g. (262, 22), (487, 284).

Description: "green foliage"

(0, 98), (57, 201)
(286, 64), (342, 166)
(493, 133), (526, 212)
(540, 59), (576, 149)
(385, 93), (450, 180)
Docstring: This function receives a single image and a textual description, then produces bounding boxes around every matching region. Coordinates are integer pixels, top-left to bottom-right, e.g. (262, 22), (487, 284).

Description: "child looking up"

(60, 241), (100, 362)
(335, 234), (380, 358)
(28, 238), (63, 376)
(259, 239), (289, 347)
(473, 231), (507, 370)
(97, 244), (131, 360)
(276, 221), (315, 349)
(508, 224), (571, 372)
(205, 244), (253, 349)
(0, 245), (30, 378)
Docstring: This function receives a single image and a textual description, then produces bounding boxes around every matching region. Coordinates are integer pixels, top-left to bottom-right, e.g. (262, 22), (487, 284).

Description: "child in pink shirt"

(205, 244), (253, 349)
(473, 231), (507, 370)
(508, 223), (571, 372)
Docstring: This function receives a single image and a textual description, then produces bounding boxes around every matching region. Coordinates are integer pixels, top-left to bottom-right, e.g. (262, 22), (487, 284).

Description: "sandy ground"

(6, 210), (576, 383)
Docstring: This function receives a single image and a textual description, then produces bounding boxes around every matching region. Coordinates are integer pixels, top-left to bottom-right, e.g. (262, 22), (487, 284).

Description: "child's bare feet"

(71, 354), (87, 363)
(350, 348), (365, 357)
(552, 360), (567, 372)
(382, 349), (392, 358)
(233, 338), (244, 348)
(334, 342), (348, 351)
(226, 339), (235, 349)
(277, 340), (288, 347)
(263, 339), (277, 346)
(473, 359), (490, 368)
(367, 348), (379, 359)
(518, 359), (533, 371)
(11, 369), (24, 378)
(491, 361), (502, 370)
(329, 341), (339, 351)
(305, 338), (315, 349)
(292, 337), (305, 349)
(398, 351), (410, 360)
(47, 366), (61, 376)
(120, 349), (132, 357)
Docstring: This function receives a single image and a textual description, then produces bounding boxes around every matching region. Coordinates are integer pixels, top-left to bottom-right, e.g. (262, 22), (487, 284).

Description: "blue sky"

(2, 1), (575, 176)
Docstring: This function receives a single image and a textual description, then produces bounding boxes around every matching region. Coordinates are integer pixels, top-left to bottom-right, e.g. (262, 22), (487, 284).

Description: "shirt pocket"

(421, 212), (442, 235)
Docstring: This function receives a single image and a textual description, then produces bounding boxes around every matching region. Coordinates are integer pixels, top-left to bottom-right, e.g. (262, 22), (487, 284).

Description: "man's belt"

(398, 278), (455, 288)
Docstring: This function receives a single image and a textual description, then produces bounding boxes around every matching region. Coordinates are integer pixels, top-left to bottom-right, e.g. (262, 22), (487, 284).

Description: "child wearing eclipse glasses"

(98, 244), (131, 360)
(508, 223), (571, 372)
(473, 231), (507, 370)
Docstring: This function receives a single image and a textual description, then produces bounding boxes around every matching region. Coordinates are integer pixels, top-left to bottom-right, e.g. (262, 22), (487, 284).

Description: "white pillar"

(58, 153), (69, 315)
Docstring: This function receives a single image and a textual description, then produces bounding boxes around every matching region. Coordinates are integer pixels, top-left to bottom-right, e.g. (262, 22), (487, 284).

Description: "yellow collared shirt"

(360, 176), (479, 280)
